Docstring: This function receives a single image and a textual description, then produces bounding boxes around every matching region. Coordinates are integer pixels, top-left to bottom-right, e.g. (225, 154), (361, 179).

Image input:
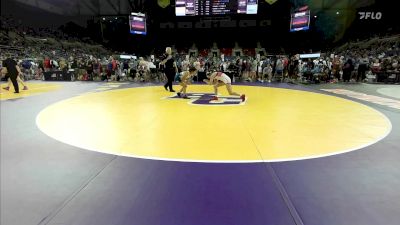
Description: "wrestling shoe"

(240, 94), (246, 102)
(3, 87), (9, 91)
(211, 96), (218, 101)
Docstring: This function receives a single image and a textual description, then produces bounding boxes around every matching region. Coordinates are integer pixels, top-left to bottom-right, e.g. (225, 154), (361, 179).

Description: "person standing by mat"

(160, 47), (177, 92)
(204, 71), (245, 102)
(2, 58), (28, 93)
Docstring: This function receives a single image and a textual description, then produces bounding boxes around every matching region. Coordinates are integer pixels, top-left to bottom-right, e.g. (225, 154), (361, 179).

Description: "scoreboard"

(176, 0), (258, 16)
(129, 13), (146, 35)
(290, 6), (310, 32)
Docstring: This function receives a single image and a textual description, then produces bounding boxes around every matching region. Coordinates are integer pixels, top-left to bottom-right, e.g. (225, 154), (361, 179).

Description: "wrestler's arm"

(16, 65), (23, 75)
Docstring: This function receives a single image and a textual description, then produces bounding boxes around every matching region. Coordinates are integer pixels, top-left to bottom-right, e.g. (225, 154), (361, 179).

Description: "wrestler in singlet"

(206, 72), (245, 102)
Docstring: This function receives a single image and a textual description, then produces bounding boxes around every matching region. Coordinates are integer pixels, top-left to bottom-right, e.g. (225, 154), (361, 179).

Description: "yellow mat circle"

(1, 82), (62, 100)
(36, 85), (391, 162)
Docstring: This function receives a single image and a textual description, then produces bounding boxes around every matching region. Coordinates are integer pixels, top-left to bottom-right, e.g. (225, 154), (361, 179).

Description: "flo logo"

(167, 93), (245, 106)
(358, 12), (382, 20)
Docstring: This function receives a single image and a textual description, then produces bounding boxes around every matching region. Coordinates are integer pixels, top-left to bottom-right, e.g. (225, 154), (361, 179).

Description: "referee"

(2, 57), (27, 93)
(160, 47), (177, 92)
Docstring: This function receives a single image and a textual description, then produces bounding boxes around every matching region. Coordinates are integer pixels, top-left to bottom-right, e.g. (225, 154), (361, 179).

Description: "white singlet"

(214, 72), (231, 84)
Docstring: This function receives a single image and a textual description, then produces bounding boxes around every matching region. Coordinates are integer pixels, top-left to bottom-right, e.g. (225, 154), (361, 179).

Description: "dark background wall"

(1, 0), (398, 54)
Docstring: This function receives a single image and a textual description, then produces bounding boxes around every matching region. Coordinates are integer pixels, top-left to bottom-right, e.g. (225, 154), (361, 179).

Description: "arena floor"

(1, 81), (399, 225)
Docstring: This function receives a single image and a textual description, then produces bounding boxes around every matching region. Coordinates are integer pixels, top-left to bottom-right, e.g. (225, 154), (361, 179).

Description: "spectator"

(342, 58), (354, 82)
(263, 64), (273, 83)
(357, 54), (369, 82)
(275, 57), (284, 79)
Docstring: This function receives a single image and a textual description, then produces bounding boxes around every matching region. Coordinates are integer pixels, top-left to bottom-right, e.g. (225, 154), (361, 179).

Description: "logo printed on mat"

(167, 93), (245, 106)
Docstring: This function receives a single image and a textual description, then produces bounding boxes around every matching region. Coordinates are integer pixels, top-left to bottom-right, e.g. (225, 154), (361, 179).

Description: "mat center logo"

(167, 93), (245, 106)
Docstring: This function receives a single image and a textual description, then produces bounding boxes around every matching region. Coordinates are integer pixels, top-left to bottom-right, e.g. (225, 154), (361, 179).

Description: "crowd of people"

(160, 34), (400, 84)
(1, 16), (112, 82)
(1, 44), (399, 85)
